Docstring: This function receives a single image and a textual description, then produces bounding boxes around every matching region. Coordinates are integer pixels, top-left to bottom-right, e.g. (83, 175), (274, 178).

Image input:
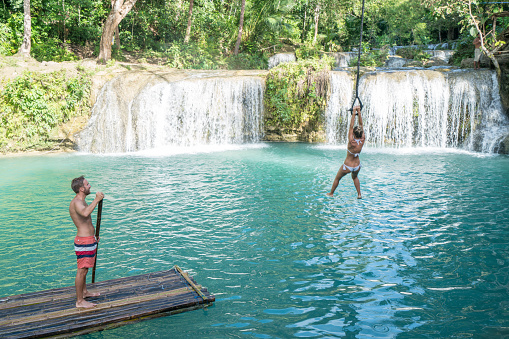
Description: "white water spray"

(325, 72), (354, 144)
(326, 69), (508, 152)
(268, 53), (296, 69)
(78, 73), (264, 153)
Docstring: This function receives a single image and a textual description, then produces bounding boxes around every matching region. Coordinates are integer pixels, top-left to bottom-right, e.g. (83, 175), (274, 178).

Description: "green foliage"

(0, 12), (23, 56)
(0, 71), (91, 152)
(295, 42), (322, 60)
(349, 42), (388, 67)
(449, 38), (474, 66)
(161, 42), (267, 70)
(31, 38), (78, 62)
(412, 22), (431, 45)
(226, 54), (268, 70)
(0, 22), (15, 56)
(164, 42), (225, 69)
(414, 51), (431, 61)
(264, 56), (334, 129)
(0, 0), (474, 65)
(395, 47), (421, 59)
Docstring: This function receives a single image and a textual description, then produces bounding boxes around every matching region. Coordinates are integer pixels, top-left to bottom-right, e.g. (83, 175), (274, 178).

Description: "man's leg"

(75, 267), (97, 308)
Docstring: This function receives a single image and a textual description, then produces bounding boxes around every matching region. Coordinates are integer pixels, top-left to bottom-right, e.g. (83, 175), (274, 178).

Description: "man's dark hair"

(71, 176), (85, 194)
(353, 126), (363, 139)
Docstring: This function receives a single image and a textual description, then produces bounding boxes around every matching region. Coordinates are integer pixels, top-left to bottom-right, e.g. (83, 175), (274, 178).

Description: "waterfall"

(78, 72), (264, 153)
(268, 53), (296, 69)
(325, 72), (354, 143)
(329, 52), (356, 68)
(79, 68), (507, 154)
(326, 69), (508, 152)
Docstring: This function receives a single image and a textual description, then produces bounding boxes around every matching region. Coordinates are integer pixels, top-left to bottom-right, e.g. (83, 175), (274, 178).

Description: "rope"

(349, 0), (366, 114)
(174, 265), (208, 301)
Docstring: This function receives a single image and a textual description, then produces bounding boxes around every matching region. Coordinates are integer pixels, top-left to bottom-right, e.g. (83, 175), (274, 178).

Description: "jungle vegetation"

(0, 0), (507, 68)
(0, 0), (507, 152)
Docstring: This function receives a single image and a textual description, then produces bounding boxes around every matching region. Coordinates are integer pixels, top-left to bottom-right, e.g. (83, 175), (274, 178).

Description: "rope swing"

(349, 0), (366, 114)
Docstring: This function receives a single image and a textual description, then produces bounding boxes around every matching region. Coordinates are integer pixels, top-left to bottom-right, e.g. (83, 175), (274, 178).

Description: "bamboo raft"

(0, 266), (214, 338)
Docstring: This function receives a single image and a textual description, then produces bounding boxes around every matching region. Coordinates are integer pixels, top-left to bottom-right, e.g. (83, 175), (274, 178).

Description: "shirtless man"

(327, 106), (365, 199)
(69, 176), (104, 308)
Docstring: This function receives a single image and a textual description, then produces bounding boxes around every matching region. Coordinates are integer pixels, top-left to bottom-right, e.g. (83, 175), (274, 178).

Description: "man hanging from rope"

(327, 106), (365, 199)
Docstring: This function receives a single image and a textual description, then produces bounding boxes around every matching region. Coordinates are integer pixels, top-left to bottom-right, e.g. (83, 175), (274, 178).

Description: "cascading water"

(325, 72), (354, 144)
(78, 72), (264, 153)
(78, 68), (507, 154)
(268, 53), (296, 69)
(326, 69), (508, 152)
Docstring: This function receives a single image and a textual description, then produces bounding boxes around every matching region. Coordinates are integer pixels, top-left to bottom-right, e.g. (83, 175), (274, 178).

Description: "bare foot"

(83, 291), (100, 298)
(326, 193), (333, 197)
(357, 195), (362, 199)
(76, 300), (97, 308)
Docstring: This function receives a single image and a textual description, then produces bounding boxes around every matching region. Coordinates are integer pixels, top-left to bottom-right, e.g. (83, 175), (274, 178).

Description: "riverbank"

(0, 56), (181, 155)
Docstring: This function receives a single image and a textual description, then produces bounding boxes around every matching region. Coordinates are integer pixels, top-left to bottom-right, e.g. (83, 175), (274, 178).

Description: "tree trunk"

(301, 4), (307, 42)
(184, 0), (194, 43)
(313, 4), (320, 44)
(234, 0), (246, 56)
(447, 27), (454, 40)
(114, 26), (120, 50)
(98, 0), (137, 63)
(19, 0), (31, 58)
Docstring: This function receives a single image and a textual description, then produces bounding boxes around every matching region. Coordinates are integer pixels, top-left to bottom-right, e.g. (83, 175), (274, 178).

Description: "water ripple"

(0, 144), (508, 338)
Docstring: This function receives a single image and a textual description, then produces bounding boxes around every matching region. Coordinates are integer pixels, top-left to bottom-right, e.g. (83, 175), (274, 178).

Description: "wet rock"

(424, 57), (449, 67)
(461, 58), (475, 68)
(494, 133), (509, 154)
(385, 56), (408, 68)
(262, 126), (325, 142)
(405, 60), (423, 67)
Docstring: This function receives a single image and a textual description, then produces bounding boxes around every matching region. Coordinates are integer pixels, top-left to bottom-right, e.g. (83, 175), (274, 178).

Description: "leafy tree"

(424, 0), (506, 77)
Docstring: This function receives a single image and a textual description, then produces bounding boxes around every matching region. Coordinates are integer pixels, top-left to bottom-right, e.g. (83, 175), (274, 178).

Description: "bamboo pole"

(92, 200), (103, 283)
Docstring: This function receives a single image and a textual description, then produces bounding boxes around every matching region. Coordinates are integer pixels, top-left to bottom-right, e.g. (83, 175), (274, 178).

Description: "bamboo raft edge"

(0, 265), (215, 339)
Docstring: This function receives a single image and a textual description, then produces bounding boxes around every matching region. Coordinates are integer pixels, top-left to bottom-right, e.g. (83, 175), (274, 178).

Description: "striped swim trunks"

(74, 236), (97, 269)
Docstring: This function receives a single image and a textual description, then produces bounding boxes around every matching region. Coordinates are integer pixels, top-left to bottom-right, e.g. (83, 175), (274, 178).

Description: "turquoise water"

(1, 143), (508, 338)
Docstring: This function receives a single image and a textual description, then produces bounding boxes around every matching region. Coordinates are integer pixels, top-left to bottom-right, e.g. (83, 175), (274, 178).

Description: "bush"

(348, 42), (389, 67)
(295, 42), (323, 60)
(0, 13), (23, 56)
(0, 71), (91, 152)
(226, 53), (268, 70)
(164, 42), (224, 69)
(31, 38), (78, 62)
(414, 51), (431, 61)
(449, 38), (474, 66)
(264, 56), (334, 129)
(395, 47), (421, 59)
(0, 22), (15, 56)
